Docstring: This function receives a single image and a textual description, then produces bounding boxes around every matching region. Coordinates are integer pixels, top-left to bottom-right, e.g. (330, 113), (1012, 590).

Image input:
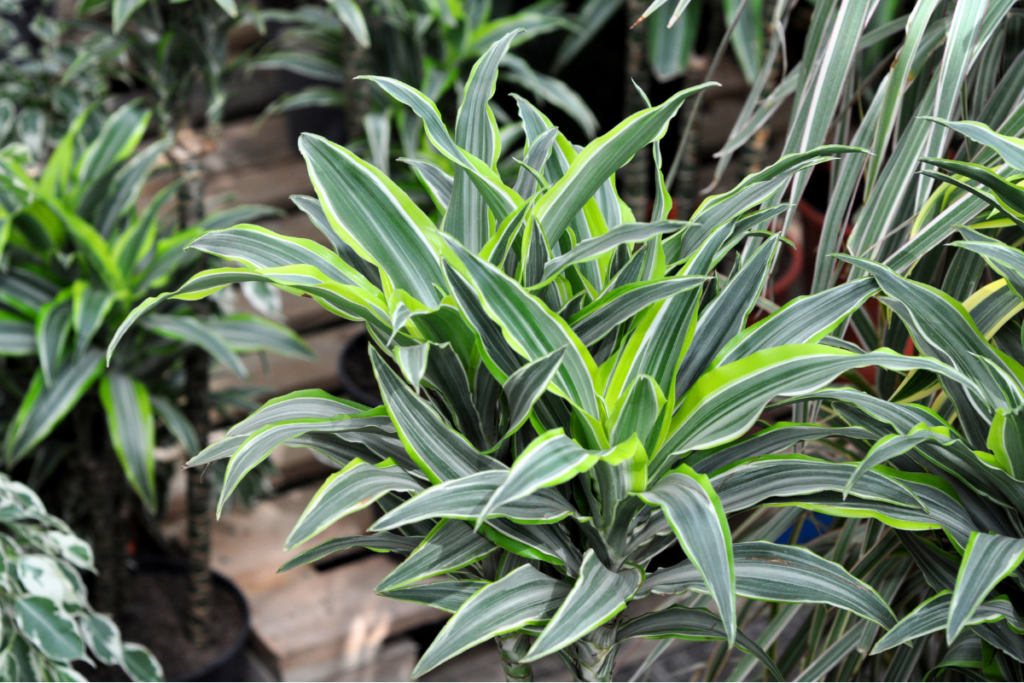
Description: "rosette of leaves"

(105, 35), (1002, 680)
(253, 0), (597, 174)
(0, 0), (124, 160)
(0, 100), (309, 514)
(0, 473), (162, 681)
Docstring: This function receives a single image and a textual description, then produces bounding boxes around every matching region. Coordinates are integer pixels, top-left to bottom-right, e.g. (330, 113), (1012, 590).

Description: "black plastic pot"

(337, 330), (382, 406)
(130, 558), (251, 683)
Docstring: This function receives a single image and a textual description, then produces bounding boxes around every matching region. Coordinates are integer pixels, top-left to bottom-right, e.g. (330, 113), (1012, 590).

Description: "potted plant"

(0, 101), (312, 679)
(0, 472), (161, 680)
(110, 32), (1004, 680)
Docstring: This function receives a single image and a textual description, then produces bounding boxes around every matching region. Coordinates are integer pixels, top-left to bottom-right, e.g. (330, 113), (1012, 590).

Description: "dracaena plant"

(82, 0), (264, 135)
(782, 122), (1024, 681)
(254, 0), (597, 178)
(0, 473), (161, 681)
(0, 101), (308, 608)
(106, 34), (998, 681)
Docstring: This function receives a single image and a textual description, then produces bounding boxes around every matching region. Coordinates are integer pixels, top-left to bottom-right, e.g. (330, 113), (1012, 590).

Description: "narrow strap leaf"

(411, 565), (570, 677)
(526, 550), (640, 661)
(637, 466), (735, 645)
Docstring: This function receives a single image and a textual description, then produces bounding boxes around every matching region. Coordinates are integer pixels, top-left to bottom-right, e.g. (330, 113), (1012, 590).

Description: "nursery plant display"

(0, 473), (161, 681)
(0, 101), (310, 616)
(95, 0), (264, 136)
(105, 31), (1020, 680)
(0, 0), (124, 161)
(847, 121), (1024, 678)
(254, 0), (598, 176)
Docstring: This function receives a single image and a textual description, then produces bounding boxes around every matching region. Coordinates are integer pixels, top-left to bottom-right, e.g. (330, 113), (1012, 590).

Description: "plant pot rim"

(129, 556), (251, 683)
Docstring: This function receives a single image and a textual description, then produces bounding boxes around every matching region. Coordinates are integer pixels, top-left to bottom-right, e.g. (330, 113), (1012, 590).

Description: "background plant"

(253, 0), (597, 187)
(104, 31), (1017, 681)
(0, 101), (308, 615)
(0, 473), (161, 681)
(0, 0), (124, 161)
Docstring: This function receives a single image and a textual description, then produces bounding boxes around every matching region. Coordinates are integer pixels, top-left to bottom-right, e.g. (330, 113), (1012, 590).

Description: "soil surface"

(113, 570), (246, 681)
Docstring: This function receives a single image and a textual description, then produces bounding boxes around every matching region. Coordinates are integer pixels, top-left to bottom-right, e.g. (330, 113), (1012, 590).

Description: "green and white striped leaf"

(70, 282), (114, 358)
(534, 83), (715, 243)
(949, 532), (1024, 642)
(141, 314), (248, 379)
(538, 221), (686, 287)
(327, 0), (369, 47)
(377, 520), (496, 592)
(637, 465), (735, 644)
(384, 581), (487, 614)
(643, 541), (897, 629)
(35, 297), (72, 388)
(864, 0), (942, 192)
(481, 517), (581, 570)
(689, 423), (874, 475)
(477, 430), (640, 526)
(402, 159), (453, 212)
(411, 565), (570, 677)
(285, 461), (422, 549)
(372, 347), (504, 482)
(657, 345), (976, 476)
(206, 315), (315, 360)
(299, 133), (445, 307)
(362, 77), (519, 221)
(569, 276), (704, 346)
(675, 236), (779, 396)
(215, 412), (393, 513)
(74, 100), (148, 183)
(4, 350), (104, 464)
(279, 533), (422, 573)
(99, 373), (156, 512)
(924, 117), (1024, 171)
(953, 228), (1024, 303)
(843, 426), (954, 499)
(499, 347), (565, 442)
(872, 591), (1024, 654)
(189, 225), (371, 290)
(716, 278), (878, 367)
(371, 470), (582, 530)
(445, 31), (519, 252)
(526, 550), (641, 661)
(616, 606), (782, 681)
(14, 597), (83, 663)
(0, 312), (35, 356)
(447, 237), (599, 415)
(711, 455), (922, 514)
(228, 389), (366, 437)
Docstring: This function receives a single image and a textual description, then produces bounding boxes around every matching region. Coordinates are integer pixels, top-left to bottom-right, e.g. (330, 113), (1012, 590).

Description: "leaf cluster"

(0, 472), (162, 681)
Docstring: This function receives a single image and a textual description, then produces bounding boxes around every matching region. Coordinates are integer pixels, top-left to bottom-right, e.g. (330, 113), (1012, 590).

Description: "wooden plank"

(299, 636), (417, 683)
(141, 115), (311, 212)
(210, 322), (363, 397)
(161, 481), (372, 592)
(209, 484), (377, 596)
(250, 553), (446, 679)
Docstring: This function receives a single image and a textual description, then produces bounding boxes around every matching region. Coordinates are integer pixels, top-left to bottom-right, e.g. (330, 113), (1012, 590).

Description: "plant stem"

(496, 633), (534, 682)
(343, 0), (372, 144)
(621, 0), (651, 219)
(173, 129), (214, 649)
(572, 623), (619, 682)
(76, 404), (128, 615)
